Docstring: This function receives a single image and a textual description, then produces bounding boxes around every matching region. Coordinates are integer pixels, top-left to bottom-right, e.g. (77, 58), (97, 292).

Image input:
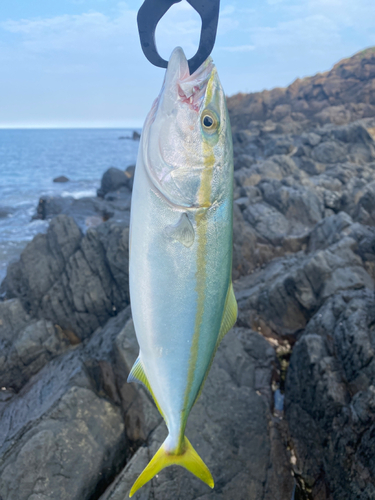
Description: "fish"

(128, 46), (237, 497)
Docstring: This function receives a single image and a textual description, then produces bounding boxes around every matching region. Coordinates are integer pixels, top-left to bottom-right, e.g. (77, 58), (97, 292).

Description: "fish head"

(143, 47), (232, 209)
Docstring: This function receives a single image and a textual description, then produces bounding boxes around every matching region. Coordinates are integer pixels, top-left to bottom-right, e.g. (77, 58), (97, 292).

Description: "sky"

(1, 0), (375, 128)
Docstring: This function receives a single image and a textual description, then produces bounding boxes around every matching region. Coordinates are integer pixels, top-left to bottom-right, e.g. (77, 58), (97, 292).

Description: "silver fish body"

(128, 47), (237, 496)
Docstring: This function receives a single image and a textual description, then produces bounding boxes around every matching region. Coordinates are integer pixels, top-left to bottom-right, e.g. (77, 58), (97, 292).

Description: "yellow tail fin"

(129, 436), (214, 497)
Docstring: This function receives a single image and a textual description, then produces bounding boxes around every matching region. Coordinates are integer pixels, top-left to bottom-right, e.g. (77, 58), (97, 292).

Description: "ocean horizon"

(0, 127), (141, 285)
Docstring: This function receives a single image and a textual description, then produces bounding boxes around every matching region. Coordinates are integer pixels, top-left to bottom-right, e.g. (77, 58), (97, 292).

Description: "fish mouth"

(144, 47), (215, 127)
(147, 47), (215, 125)
(170, 47), (214, 112)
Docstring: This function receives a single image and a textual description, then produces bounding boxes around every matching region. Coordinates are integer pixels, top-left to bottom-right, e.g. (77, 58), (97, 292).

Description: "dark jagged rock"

(312, 140), (347, 164)
(0, 317), (72, 392)
(234, 235), (373, 340)
(308, 212), (353, 252)
(2, 215), (130, 341)
(2, 215), (82, 312)
(53, 175), (70, 183)
(0, 298), (30, 342)
(0, 307), (137, 500)
(285, 289), (375, 499)
(228, 47), (375, 132)
(97, 167), (133, 198)
(232, 157), (324, 278)
(231, 118), (375, 280)
(0, 344), (127, 500)
(33, 195), (74, 220)
(80, 308), (162, 445)
(33, 194), (131, 231)
(0, 302), (293, 500)
(100, 324), (294, 500)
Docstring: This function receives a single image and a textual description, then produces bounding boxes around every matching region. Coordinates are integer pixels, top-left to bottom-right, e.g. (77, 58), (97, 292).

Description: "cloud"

(272, 0), (375, 31)
(306, 0), (375, 30)
(220, 45), (255, 52)
(1, 10), (137, 55)
(224, 0), (375, 61)
(250, 15), (340, 51)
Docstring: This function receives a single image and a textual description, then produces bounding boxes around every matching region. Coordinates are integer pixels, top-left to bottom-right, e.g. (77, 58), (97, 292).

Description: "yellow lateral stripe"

(182, 71), (217, 433)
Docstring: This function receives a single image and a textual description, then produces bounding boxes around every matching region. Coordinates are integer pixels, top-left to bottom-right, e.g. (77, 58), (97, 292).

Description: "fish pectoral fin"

(165, 213), (195, 248)
(217, 283), (238, 346)
(129, 435), (214, 497)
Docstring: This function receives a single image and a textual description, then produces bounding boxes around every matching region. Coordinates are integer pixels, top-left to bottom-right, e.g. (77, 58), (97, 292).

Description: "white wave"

(61, 189), (97, 199)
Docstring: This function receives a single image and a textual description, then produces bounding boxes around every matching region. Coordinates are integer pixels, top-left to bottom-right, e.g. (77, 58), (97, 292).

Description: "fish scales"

(128, 47), (237, 496)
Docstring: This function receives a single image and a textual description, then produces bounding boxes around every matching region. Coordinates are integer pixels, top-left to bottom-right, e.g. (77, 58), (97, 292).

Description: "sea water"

(0, 128), (140, 285)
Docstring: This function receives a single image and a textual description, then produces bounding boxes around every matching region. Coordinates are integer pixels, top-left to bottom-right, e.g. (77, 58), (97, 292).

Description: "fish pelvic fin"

(129, 435), (214, 497)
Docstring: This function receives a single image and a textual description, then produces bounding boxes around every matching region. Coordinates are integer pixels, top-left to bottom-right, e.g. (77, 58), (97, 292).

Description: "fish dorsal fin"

(217, 283), (238, 346)
(192, 283), (238, 407)
(127, 357), (166, 422)
(165, 213), (195, 248)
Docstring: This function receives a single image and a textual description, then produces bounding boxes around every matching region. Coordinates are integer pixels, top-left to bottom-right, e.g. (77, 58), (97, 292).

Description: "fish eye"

(201, 110), (218, 133)
(203, 115), (213, 128)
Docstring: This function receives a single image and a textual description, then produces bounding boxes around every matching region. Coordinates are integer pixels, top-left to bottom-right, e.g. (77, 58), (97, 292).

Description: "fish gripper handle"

(137, 0), (220, 75)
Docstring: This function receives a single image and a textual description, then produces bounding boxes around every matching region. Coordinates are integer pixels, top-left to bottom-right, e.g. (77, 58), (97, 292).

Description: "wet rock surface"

(1, 48), (375, 499)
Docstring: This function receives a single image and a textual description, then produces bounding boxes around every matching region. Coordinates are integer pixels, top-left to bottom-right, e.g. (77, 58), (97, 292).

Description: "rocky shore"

(1, 48), (375, 500)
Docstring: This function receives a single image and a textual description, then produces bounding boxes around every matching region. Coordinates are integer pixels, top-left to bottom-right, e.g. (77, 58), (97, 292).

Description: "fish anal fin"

(129, 435), (213, 497)
(127, 357), (166, 421)
(127, 357), (151, 391)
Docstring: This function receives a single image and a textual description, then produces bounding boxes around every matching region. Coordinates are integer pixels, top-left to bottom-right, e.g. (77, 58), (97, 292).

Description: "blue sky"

(1, 0), (375, 128)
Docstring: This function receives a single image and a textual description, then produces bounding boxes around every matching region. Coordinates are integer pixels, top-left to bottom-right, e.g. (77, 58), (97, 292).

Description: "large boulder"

(285, 289), (375, 499)
(97, 167), (133, 198)
(0, 350), (127, 500)
(33, 195), (74, 220)
(0, 316), (72, 392)
(0, 306), (136, 500)
(33, 194), (131, 231)
(2, 215), (130, 340)
(0, 298), (30, 342)
(235, 235), (373, 339)
(232, 158), (326, 278)
(2, 215), (83, 313)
